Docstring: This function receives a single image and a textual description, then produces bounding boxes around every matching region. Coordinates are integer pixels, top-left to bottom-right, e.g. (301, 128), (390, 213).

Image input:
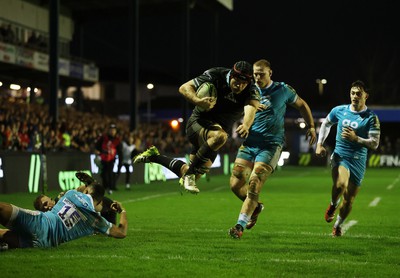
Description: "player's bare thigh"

(0, 202), (14, 227)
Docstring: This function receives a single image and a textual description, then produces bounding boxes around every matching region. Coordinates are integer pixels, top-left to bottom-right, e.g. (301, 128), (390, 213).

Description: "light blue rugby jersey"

(43, 190), (112, 247)
(328, 104), (381, 161)
(245, 81), (297, 146)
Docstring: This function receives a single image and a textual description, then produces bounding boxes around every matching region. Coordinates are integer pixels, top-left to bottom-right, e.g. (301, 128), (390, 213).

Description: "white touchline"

(342, 220), (357, 234)
(369, 197), (381, 207)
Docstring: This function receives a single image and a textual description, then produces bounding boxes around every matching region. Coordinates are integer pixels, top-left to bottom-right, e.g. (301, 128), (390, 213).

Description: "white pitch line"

(341, 220), (358, 234)
(36, 252), (380, 268)
(27, 254), (370, 266)
(369, 197), (381, 207)
(121, 186), (227, 203)
(127, 227), (400, 240)
(209, 186), (226, 192)
(123, 192), (178, 203)
(387, 174), (400, 190)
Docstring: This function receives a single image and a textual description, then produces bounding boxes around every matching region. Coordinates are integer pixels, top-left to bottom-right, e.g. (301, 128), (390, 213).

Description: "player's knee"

(335, 180), (347, 190)
(211, 131), (228, 146)
(0, 203), (12, 226)
(231, 163), (250, 181)
(253, 164), (272, 182)
(230, 164), (250, 191)
(248, 165), (271, 191)
(0, 203), (8, 215)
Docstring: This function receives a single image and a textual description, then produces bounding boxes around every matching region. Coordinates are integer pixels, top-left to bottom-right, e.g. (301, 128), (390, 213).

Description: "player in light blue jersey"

(33, 172), (118, 225)
(0, 182), (128, 250)
(229, 59), (316, 239)
(316, 80), (380, 237)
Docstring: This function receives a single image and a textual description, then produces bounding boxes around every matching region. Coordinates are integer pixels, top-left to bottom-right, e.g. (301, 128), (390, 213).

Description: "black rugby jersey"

(188, 67), (260, 133)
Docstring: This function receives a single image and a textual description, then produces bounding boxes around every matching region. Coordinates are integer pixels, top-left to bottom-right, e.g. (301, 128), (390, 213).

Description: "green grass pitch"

(1, 166), (399, 277)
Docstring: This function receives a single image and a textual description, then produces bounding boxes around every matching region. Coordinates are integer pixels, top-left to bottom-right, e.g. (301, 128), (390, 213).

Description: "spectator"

(26, 31), (38, 48)
(18, 123), (30, 150)
(95, 123), (122, 194)
(0, 23), (8, 42)
(3, 24), (15, 44)
(117, 134), (138, 190)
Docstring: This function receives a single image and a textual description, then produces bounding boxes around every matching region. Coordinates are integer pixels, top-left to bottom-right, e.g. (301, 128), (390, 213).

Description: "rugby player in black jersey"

(134, 61), (260, 194)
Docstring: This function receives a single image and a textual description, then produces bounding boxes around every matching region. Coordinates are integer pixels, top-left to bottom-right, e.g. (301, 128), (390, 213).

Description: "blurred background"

(0, 0), (399, 193)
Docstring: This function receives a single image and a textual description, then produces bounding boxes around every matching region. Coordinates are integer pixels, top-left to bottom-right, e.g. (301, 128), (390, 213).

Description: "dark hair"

(88, 182), (105, 205)
(231, 61), (253, 82)
(351, 80), (369, 94)
(33, 194), (45, 210)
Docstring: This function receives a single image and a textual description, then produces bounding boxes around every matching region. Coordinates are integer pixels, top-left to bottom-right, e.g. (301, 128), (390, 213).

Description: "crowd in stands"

(0, 95), (398, 156)
(0, 96), (242, 156)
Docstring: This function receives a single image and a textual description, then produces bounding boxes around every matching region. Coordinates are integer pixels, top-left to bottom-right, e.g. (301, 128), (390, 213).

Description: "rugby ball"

(196, 82), (217, 112)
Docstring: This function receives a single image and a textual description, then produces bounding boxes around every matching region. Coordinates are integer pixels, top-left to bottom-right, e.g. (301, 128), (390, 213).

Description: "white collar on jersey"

(257, 80), (273, 90)
(349, 104), (368, 113)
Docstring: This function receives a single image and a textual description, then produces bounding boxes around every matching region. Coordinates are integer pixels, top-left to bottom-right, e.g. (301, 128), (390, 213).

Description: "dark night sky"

(74, 0), (400, 110)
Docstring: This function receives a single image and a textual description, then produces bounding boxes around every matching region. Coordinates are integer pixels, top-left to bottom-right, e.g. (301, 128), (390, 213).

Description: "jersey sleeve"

(248, 83), (261, 101)
(192, 68), (221, 89)
(283, 83), (298, 104)
(369, 113), (381, 135)
(327, 105), (342, 124)
(93, 215), (113, 235)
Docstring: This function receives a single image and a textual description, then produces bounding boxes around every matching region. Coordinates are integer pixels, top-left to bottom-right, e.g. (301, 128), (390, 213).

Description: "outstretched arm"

(108, 202), (128, 238)
(315, 116), (334, 157)
(291, 97), (316, 146)
(236, 99), (259, 138)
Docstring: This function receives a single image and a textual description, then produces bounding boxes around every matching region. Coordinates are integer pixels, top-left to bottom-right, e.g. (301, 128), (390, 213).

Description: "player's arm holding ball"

(179, 80), (216, 112)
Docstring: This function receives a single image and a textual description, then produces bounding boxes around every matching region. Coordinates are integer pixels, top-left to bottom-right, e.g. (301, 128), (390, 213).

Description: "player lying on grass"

(33, 172), (118, 224)
(0, 180), (128, 250)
